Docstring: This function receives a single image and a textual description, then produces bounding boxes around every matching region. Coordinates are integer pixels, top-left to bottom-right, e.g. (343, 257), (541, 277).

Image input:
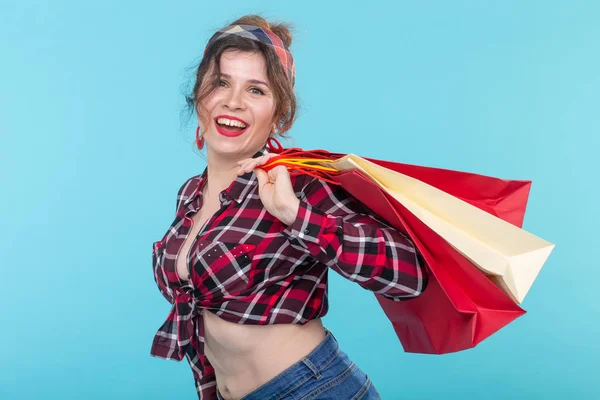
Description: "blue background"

(1, 1), (598, 399)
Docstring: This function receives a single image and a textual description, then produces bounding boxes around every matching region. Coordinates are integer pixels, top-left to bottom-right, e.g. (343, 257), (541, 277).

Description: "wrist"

(280, 199), (300, 226)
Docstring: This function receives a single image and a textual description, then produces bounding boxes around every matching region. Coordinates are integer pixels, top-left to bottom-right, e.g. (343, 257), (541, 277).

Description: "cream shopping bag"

(323, 154), (555, 304)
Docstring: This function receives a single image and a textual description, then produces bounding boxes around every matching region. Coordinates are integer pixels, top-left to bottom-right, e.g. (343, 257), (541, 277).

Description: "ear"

(271, 122), (280, 135)
(270, 111), (280, 133)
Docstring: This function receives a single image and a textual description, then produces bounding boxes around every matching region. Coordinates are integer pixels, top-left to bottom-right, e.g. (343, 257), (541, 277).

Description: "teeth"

(217, 118), (247, 128)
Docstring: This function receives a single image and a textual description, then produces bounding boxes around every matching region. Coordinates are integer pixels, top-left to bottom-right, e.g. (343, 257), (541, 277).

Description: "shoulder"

(177, 174), (202, 195)
(295, 174), (384, 219)
(293, 174), (351, 208)
(175, 173), (203, 209)
(291, 174), (329, 199)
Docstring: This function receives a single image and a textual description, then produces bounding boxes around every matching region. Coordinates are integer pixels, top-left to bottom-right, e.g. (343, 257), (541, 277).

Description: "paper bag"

(327, 154), (554, 304)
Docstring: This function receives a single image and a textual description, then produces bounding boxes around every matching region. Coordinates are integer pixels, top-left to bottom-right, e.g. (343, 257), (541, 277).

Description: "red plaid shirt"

(150, 147), (428, 399)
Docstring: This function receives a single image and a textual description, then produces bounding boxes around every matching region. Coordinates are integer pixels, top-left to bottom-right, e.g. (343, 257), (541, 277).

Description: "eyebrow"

(220, 73), (270, 87)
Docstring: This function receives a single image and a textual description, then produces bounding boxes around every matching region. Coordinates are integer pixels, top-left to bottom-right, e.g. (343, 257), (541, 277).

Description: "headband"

(205, 24), (295, 83)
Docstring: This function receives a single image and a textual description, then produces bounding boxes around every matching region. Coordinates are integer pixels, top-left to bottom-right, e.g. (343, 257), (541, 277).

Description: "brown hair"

(186, 15), (297, 137)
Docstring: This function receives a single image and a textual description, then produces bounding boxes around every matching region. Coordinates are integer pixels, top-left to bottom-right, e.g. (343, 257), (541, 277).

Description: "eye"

(249, 87), (264, 95)
(218, 80), (227, 87)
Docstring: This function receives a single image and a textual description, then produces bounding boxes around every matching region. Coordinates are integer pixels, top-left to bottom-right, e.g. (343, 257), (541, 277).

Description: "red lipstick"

(214, 115), (250, 137)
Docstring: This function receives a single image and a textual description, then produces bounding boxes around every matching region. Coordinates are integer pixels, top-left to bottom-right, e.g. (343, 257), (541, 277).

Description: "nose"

(223, 86), (245, 110)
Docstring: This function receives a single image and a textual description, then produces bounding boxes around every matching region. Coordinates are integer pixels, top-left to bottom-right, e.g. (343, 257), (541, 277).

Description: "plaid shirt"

(150, 147), (428, 399)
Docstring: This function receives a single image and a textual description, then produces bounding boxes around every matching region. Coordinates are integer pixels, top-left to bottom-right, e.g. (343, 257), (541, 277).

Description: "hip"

(216, 328), (381, 400)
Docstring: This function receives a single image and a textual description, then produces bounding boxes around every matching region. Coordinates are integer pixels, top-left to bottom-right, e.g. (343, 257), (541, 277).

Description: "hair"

(185, 15), (297, 137)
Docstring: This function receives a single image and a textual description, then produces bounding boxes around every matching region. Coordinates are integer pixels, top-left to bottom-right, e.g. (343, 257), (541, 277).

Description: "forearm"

(283, 199), (427, 299)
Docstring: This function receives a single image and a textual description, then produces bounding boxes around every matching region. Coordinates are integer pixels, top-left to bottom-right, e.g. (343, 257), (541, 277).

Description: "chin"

(208, 141), (254, 159)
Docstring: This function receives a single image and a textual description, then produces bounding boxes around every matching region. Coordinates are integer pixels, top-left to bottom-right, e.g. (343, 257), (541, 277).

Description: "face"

(197, 50), (276, 161)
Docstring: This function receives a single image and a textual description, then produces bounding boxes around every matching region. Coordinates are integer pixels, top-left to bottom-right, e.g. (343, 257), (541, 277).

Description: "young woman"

(151, 15), (428, 400)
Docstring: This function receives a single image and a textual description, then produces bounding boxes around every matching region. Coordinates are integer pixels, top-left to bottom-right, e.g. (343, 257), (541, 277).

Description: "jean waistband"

(299, 328), (340, 376)
(236, 328), (341, 400)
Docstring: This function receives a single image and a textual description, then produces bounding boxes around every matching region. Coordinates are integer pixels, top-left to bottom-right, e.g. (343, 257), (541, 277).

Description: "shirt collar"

(184, 146), (269, 207)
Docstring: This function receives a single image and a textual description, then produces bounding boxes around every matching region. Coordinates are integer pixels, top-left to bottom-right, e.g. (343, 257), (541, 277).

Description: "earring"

(195, 126), (204, 150)
(266, 122), (283, 153)
(267, 135), (284, 153)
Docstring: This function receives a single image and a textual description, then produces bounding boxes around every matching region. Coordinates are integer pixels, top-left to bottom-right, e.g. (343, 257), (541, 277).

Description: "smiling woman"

(187, 16), (296, 141)
(197, 50), (277, 159)
(150, 14), (427, 400)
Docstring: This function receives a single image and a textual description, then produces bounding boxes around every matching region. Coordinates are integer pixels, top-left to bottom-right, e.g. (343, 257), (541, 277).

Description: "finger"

(268, 165), (290, 182)
(248, 154), (275, 171)
(249, 155), (267, 169)
(240, 158), (258, 172)
(254, 167), (268, 187)
(237, 161), (251, 175)
(258, 153), (278, 166)
(236, 158), (254, 167)
(243, 160), (259, 173)
(240, 154), (277, 174)
(236, 158), (252, 174)
(275, 164), (290, 175)
(248, 154), (269, 167)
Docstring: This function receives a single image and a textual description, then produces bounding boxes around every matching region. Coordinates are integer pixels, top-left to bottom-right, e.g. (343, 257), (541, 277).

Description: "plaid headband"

(205, 24), (295, 83)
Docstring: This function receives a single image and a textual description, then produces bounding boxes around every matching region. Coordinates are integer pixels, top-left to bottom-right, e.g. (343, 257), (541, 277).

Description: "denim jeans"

(216, 329), (381, 400)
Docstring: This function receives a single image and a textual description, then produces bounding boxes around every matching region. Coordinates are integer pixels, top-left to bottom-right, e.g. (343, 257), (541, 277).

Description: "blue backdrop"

(1, 1), (598, 399)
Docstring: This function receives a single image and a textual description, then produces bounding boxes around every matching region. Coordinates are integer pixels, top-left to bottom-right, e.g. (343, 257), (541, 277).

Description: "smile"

(214, 115), (250, 137)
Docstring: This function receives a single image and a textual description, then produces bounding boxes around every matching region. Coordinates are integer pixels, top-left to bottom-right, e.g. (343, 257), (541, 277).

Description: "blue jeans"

(216, 329), (381, 400)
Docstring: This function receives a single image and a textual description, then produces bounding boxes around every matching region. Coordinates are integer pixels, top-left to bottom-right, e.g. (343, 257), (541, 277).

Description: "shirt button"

(304, 228), (311, 235)
(219, 191), (228, 202)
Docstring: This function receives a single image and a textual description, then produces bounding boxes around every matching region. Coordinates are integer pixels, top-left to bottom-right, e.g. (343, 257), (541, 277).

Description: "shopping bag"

(330, 154), (554, 303)
(361, 157), (532, 228)
(265, 150), (554, 303)
(262, 147), (550, 353)
(336, 169), (525, 353)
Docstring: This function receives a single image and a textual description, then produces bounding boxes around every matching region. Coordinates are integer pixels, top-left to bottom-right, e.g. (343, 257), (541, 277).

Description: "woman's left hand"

(237, 154), (300, 225)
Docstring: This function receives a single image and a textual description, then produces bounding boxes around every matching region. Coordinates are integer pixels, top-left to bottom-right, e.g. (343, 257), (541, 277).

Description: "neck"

(205, 161), (238, 199)
(203, 146), (262, 199)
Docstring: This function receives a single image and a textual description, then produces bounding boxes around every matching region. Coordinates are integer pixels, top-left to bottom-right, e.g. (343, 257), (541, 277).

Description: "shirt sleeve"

(282, 176), (428, 301)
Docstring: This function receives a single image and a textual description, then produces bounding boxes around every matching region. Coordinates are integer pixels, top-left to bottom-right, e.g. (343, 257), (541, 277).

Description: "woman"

(151, 15), (428, 400)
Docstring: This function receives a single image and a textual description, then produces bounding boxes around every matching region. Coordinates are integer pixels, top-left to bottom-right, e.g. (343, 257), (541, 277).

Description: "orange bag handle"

(263, 137), (341, 185)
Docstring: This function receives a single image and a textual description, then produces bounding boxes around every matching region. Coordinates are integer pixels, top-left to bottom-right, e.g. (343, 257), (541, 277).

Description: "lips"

(214, 115), (250, 138)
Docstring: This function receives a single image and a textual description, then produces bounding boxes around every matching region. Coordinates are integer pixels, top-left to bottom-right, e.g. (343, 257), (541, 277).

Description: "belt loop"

(324, 327), (338, 343)
(301, 357), (322, 379)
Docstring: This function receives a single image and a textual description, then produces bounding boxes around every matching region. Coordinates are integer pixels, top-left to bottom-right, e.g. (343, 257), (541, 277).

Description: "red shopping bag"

(263, 146), (529, 354)
(362, 157), (532, 228)
(337, 170), (526, 354)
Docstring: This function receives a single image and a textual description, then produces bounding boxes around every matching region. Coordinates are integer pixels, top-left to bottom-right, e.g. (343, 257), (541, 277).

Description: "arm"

(282, 176), (428, 301)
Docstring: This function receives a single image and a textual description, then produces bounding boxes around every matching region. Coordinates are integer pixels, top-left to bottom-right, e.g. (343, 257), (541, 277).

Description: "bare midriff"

(176, 199), (326, 400)
(204, 312), (325, 400)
